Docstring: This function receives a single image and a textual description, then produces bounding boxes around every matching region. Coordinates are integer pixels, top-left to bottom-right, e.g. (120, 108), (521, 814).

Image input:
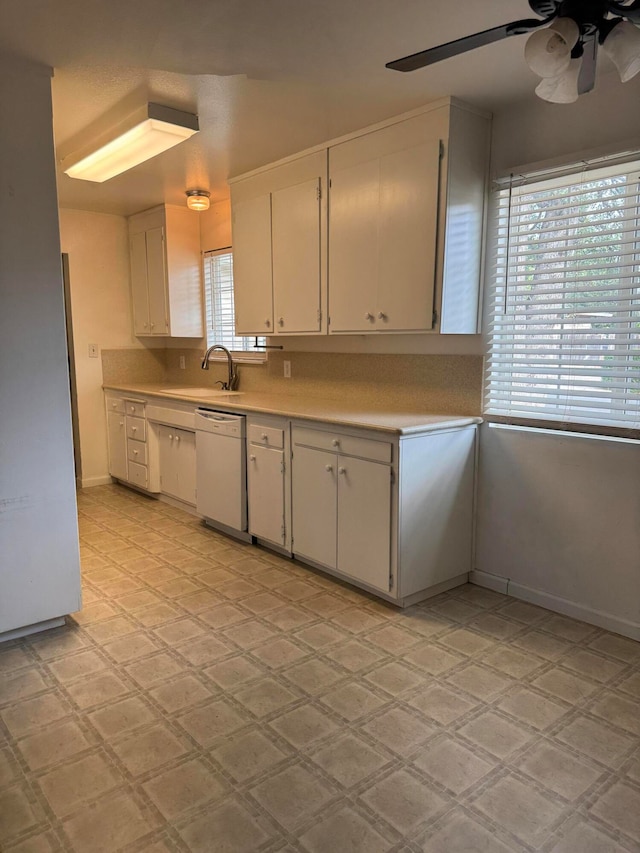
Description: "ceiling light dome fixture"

(186, 189), (211, 211)
(386, 0), (640, 105)
(525, 17), (579, 77)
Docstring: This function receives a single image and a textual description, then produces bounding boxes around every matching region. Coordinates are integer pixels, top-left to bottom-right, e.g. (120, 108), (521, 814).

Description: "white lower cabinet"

(246, 417), (291, 550)
(106, 410), (128, 482)
(158, 425), (196, 505)
(291, 445), (338, 570)
(105, 394), (159, 493)
(292, 427), (392, 593)
(292, 422), (477, 605)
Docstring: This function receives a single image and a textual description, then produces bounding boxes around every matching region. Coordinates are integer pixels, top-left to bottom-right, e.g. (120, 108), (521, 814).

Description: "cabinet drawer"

(126, 416), (146, 441)
(107, 398), (125, 414)
(127, 438), (148, 465)
(128, 460), (148, 489)
(292, 426), (391, 463)
(248, 424), (284, 449)
(125, 400), (146, 418)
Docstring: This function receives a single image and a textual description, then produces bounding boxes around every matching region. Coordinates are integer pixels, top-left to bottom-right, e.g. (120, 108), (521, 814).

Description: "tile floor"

(1, 484), (640, 852)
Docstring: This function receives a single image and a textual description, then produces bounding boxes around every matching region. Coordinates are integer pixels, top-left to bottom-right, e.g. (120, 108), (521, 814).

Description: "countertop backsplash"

(102, 347), (483, 415)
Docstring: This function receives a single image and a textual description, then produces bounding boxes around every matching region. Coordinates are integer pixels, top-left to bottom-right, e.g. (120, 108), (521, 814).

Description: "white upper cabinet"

(329, 126), (441, 333)
(230, 150), (327, 336)
(230, 97), (490, 337)
(128, 205), (203, 338)
(232, 194), (273, 336)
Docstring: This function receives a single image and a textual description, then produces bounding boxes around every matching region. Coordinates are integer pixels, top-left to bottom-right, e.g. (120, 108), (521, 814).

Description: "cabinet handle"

(265, 319), (271, 328)
(377, 312), (388, 321)
(278, 317), (284, 327)
(364, 312), (374, 321)
(249, 454), (256, 462)
(325, 464), (333, 472)
(331, 439), (340, 447)
(339, 466), (347, 475)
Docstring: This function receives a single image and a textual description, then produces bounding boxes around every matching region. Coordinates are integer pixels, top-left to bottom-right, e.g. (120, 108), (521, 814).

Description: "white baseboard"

(79, 475), (113, 488)
(469, 570), (509, 594)
(470, 571), (640, 641)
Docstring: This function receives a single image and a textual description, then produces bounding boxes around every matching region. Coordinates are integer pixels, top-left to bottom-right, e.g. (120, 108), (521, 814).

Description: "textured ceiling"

(0, 0), (615, 215)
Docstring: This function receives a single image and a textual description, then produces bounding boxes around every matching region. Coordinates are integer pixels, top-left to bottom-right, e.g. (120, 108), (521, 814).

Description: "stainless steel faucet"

(201, 344), (239, 391)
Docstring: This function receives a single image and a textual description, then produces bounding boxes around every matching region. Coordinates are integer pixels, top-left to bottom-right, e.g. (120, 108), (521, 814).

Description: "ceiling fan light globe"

(535, 57), (582, 103)
(525, 17), (580, 78)
(602, 20), (640, 82)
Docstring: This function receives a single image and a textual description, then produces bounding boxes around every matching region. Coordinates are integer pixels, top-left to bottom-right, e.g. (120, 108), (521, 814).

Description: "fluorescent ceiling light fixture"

(62, 103), (199, 183)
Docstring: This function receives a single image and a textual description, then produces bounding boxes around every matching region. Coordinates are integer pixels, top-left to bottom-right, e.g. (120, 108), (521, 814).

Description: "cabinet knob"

(364, 312), (374, 321)
(119, 421), (124, 427)
(265, 319), (271, 328)
(150, 322), (155, 329)
(143, 322), (148, 328)
(249, 454), (256, 462)
(377, 312), (388, 321)
(331, 439), (340, 447)
(169, 433), (173, 440)
(278, 317), (284, 327)
(325, 464), (333, 472)
(133, 450), (138, 456)
(130, 406), (135, 412)
(132, 426), (137, 433)
(175, 435), (180, 442)
(112, 402), (117, 408)
(261, 433), (268, 441)
(339, 466), (346, 475)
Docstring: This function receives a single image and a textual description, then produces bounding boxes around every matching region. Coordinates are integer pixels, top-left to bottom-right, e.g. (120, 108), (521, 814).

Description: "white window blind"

(486, 161), (640, 436)
(203, 249), (265, 356)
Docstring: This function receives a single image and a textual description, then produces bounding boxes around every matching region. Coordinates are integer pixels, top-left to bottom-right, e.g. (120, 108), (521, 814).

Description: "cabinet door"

(272, 178), (321, 333)
(106, 411), (128, 481)
(232, 194), (273, 335)
(248, 445), (285, 545)
(146, 226), (169, 335)
(337, 457), (391, 592)
(291, 445), (337, 569)
(377, 142), (440, 332)
(328, 158), (379, 333)
(158, 425), (178, 497)
(130, 231), (150, 335)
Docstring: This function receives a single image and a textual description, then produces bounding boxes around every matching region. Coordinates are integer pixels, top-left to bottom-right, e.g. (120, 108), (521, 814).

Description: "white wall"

(59, 209), (146, 486)
(475, 71), (640, 639)
(0, 56), (81, 636)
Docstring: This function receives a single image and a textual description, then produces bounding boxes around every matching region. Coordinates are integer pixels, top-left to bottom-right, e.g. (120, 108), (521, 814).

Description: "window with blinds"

(203, 249), (266, 356)
(485, 160), (640, 436)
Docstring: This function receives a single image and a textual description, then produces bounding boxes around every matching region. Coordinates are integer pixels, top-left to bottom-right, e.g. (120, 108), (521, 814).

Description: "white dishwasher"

(195, 409), (248, 537)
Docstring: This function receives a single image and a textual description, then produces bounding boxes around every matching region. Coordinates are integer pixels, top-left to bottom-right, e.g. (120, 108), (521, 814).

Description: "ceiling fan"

(387, 0), (640, 102)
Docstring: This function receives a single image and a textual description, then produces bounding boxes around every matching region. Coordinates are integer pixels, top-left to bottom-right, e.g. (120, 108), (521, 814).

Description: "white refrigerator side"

(0, 56), (81, 639)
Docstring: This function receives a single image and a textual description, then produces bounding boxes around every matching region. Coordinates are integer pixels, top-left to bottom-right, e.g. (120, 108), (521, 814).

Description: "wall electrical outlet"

(88, 344), (98, 358)
(283, 360), (291, 379)
(179, 355), (186, 370)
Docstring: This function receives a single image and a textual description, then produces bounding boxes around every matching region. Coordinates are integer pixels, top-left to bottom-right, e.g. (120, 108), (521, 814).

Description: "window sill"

(205, 352), (267, 365)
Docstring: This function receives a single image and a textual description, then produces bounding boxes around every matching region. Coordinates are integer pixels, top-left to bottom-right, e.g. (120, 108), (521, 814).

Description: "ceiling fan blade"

(578, 34), (598, 94)
(386, 19), (547, 72)
(608, 1), (640, 23)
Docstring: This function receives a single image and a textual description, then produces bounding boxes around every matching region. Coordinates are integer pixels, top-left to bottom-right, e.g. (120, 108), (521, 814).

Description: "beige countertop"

(103, 382), (482, 436)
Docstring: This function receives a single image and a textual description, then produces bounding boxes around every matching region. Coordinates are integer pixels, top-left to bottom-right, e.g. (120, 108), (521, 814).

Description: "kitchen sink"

(161, 387), (243, 397)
